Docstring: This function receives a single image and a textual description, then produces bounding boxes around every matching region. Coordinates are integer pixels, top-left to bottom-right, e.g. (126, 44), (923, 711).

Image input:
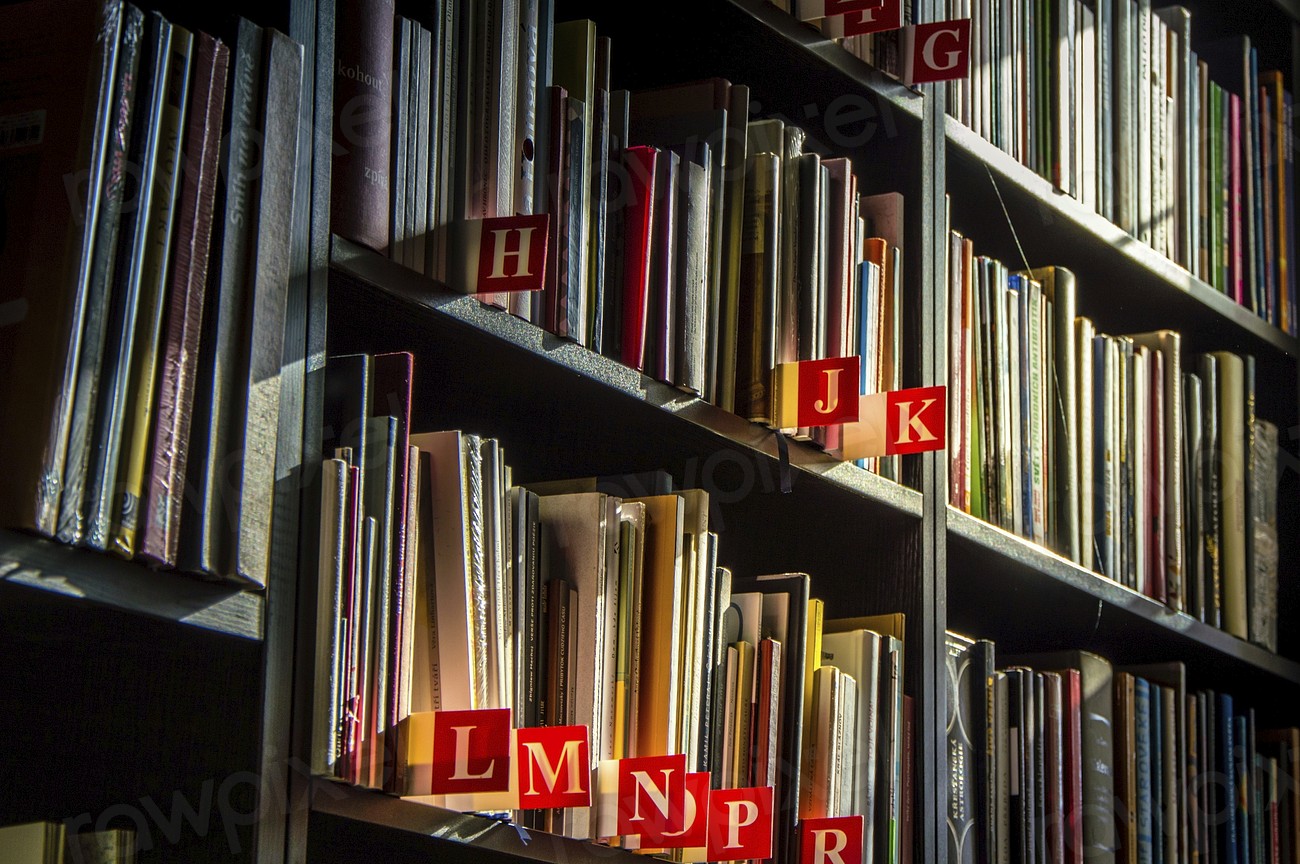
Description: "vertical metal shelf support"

(257, 0), (332, 861)
(283, 0), (333, 860)
(917, 3), (951, 861)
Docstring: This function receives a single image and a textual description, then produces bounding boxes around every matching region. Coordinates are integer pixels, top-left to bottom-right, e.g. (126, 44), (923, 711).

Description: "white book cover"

(837, 672), (859, 819)
(538, 491), (612, 837)
(1107, 337), (1122, 580)
(1115, 0), (1137, 233)
(410, 431), (477, 713)
(1137, 0), (1153, 246)
(315, 458), (349, 775)
(1080, 2), (1097, 212)
(822, 628), (882, 833)
(1076, 318), (1096, 572)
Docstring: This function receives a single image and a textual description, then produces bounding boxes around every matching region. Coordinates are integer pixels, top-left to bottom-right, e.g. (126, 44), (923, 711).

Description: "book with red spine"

(618, 145), (659, 371)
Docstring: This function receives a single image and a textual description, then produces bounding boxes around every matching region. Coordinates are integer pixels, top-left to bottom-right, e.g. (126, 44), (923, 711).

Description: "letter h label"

(471, 214), (549, 293)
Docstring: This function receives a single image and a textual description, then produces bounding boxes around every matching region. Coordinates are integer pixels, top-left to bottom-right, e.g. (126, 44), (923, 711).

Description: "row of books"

(0, 0), (306, 587)
(937, 0), (1298, 335)
(946, 238), (1281, 650)
(946, 638), (1300, 864)
(314, 350), (915, 862)
(331, 5), (909, 476)
(0, 822), (134, 864)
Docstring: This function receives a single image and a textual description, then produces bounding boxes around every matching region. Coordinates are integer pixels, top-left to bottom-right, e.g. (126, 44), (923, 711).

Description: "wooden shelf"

(945, 507), (1300, 705)
(309, 779), (656, 863)
(717, 0), (924, 124)
(0, 528), (263, 640)
(329, 235), (924, 523)
(944, 116), (1298, 358)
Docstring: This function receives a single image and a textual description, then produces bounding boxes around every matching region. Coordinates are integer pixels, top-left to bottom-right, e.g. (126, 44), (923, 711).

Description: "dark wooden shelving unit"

(329, 235), (924, 521)
(307, 779), (656, 864)
(945, 509), (1300, 702)
(279, 1), (1300, 862)
(10, 0), (1292, 859)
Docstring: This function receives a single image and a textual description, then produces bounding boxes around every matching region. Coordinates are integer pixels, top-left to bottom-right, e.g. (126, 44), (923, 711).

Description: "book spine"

(618, 146), (657, 371)
(56, 6), (146, 546)
(947, 636), (977, 864)
(230, 29), (302, 587)
(330, 0), (394, 252)
(112, 26), (194, 559)
(176, 18), (265, 578)
(140, 35), (230, 566)
(735, 152), (780, 424)
(84, 14), (172, 551)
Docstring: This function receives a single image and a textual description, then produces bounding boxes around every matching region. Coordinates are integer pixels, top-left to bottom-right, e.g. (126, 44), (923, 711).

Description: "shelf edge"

(329, 235), (924, 520)
(946, 507), (1300, 685)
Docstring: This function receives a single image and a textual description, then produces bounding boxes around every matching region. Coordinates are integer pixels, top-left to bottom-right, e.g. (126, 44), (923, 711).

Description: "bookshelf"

(2, 0), (1298, 860)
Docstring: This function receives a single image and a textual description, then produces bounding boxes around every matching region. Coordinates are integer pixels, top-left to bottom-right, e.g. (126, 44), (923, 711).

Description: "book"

(110, 22), (194, 558)
(627, 493), (685, 760)
(226, 27), (303, 586)
(733, 571), (811, 864)
(821, 626), (883, 841)
(1208, 352), (1247, 639)
(177, 17), (265, 577)
(138, 31), (229, 566)
(331, 0), (394, 252)
(83, 12), (175, 551)
(734, 150), (780, 424)
(1249, 419), (1279, 652)
(55, 4), (146, 547)
(1002, 650), (1115, 864)
(947, 631), (979, 864)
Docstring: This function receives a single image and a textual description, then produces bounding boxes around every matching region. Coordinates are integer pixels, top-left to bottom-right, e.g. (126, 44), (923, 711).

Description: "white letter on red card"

(430, 708), (511, 795)
(515, 725), (591, 809)
(801, 815), (865, 864)
(707, 787), (773, 860)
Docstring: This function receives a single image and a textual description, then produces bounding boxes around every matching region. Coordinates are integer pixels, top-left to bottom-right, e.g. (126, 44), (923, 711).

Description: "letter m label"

(885, 385), (947, 455)
(515, 725), (591, 809)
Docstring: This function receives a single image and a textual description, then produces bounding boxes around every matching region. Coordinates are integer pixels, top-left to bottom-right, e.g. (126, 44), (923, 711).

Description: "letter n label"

(430, 708), (512, 794)
(801, 816), (865, 864)
(515, 725), (591, 809)
(616, 754), (687, 844)
(885, 385), (947, 455)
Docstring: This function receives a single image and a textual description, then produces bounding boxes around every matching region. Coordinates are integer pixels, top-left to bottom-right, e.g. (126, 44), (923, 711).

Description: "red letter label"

(706, 787), (773, 861)
(515, 725), (591, 809)
(616, 754), (688, 843)
(823, 0), (902, 38)
(886, 384), (946, 454)
(430, 708), (511, 794)
(802, 815), (865, 864)
(659, 772), (712, 850)
(902, 19), (972, 84)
